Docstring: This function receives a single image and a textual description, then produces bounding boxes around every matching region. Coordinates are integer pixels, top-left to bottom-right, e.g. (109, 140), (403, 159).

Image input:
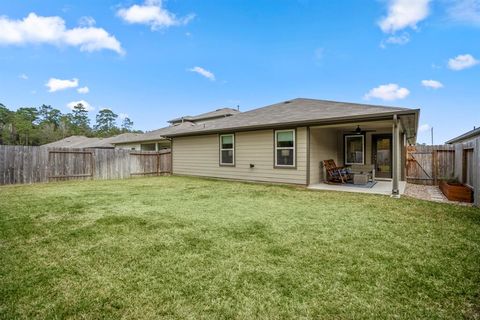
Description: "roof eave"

(446, 130), (480, 144)
(112, 137), (167, 145)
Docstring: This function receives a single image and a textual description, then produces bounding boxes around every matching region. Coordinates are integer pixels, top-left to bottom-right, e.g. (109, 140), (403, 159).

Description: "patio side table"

(353, 173), (369, 185)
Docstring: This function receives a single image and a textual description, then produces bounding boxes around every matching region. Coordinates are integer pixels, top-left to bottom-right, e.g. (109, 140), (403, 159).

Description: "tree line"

(0, 102), (140, 146)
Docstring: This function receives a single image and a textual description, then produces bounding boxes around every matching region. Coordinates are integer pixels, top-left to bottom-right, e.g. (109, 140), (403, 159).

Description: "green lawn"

(1, 176), (479, 319)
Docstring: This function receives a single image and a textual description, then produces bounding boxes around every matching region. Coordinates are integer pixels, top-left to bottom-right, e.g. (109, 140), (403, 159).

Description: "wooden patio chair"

(322, 159), (352, 184)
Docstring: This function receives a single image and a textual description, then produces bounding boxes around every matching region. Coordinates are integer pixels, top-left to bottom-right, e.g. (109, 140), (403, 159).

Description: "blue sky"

(0, 0), (479, 144)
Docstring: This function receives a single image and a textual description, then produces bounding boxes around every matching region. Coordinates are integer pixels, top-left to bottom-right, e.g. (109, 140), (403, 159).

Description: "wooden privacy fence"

(0, 145), (171, 185)
(406, 144), (456, 185)
(406, 138), (479, 207)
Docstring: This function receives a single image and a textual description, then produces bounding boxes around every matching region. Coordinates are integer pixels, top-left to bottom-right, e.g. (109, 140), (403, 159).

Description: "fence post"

(432, 149), (437, 185)
(454, 143), (463, 182)
(474, 138), (480, 207)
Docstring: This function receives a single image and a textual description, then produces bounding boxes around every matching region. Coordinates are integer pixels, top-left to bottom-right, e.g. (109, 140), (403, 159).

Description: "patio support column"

(401, 132), (406, 181)
(392, 115), (400, 198)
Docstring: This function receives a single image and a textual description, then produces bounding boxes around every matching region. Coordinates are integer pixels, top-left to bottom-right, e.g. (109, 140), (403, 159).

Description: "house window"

(140, 143), (156, 151)
(345, 135), (364, 165)
(275, 129), (295, 167)
(219, 134), (234, 166)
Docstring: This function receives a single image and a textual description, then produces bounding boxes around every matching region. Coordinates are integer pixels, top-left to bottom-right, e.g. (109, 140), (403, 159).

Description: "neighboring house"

(446, 127), (480, 144)
(112, 108), (239, 150)
(42, 133), (142, 149)
(159, 98), (419, 195)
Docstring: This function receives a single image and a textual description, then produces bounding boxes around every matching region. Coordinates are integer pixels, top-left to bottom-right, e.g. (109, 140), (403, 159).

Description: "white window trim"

(275, 129), (296, 167)
(219, 134), (235, 166)
(344, 135), (365, 165)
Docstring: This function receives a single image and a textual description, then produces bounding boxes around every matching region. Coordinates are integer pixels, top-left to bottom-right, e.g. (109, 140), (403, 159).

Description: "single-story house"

(42, 133), (142, 149)
(159, 98), (419, 196)
(446, 126), (480, 144)
(113, 108), (239, 151)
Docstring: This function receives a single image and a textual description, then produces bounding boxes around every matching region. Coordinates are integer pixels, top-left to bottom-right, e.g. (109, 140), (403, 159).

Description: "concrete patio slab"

(308, 180), (406, 196)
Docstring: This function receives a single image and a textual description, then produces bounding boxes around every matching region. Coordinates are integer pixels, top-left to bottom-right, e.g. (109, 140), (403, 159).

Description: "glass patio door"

(372, 134), (392, 178)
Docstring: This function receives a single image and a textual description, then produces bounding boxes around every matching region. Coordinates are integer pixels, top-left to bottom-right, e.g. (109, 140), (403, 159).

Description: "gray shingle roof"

(106, 133), (147, 144)
(43, 136), (114, 148)
(113, 108), (240, 144)
(43, 133), (145, 148)
(162, 98), (415, 137)
(111, 98), (418, 143)
(168, 107), (240, 124)
(111, 122), (196, 144)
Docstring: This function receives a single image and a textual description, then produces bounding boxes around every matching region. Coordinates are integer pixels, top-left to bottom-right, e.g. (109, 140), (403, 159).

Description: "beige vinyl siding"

(309, 128), (338, 184)
(173, 127), (307, 184)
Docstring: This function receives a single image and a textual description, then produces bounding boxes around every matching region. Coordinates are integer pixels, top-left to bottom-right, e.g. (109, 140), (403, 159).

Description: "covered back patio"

(307, 114), (417, 196)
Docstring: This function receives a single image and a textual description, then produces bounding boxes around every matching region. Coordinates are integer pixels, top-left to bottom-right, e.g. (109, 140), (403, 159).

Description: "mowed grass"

(1, 176), (479, 319)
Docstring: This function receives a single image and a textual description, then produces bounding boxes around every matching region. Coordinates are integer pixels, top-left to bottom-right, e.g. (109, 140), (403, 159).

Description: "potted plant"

(439, 177), (473, 203)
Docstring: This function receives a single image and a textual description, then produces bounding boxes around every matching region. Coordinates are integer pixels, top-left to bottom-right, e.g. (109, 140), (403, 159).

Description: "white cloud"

(448, 54), (479, 70)
(18, 73), (28, 80)
(380, 33), (410, 48)
(46, 78), (78, 92)
(421, 80), (443, 89)
(67, 100), (94, 112)
(188, 66), (215, 81)
(0, 13), (124, 54)
(447, 0), (480, 26)
(119, 113), (129, 120)
(77, 86), (89, 94)
(78, 16), (96, 27)
(418, 124), (431, 132)
(117, 0), (195, 30)
(379, 0), (431, 33)
(364, 83), (410, 101)
(387, 33), (410, 45)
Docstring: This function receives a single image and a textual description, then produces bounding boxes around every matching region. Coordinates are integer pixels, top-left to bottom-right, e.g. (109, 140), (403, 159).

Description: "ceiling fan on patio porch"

(345, 125), (377, 135)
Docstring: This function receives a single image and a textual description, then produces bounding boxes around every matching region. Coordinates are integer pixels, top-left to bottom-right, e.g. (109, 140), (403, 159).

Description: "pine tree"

(121, 117), (134, 132)
(94, 109), (119, 137)
(70, 103), (91, 136)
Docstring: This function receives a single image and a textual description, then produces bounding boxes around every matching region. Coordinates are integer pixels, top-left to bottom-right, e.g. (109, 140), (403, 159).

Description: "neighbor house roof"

(111, 122), (196, 144)
(168, 107), (240, 124)
(42, 136), (112, 148)
(446, 127), (480, 144)
(113, 108), (240, 145)
(106, 132), (147, 144)
(161, 98), (419, 138)
(43, 133), (143, 148)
